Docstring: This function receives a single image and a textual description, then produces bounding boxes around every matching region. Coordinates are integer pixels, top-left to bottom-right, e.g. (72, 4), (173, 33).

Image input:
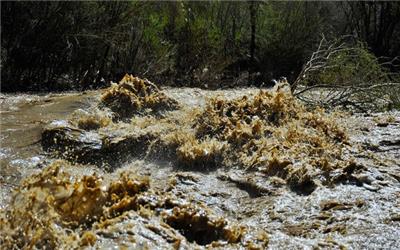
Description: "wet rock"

(379, 139), (400, 147)
(362, 183), (380, 192)
(354, 173), (375, 184)
(376, 122), (389, 127)
(320, 200), (352, 211)
(218, 173), (271, 197)
(388, 214), (400, 222)
(41, 121), (155, 166)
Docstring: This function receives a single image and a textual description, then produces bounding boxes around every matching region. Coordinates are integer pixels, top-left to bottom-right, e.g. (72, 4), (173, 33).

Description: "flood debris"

(373, 114), (397, 127)
(161, 203), (243, 245)
(2, 82), (400, 249)
(0, 161), (267, 249)
(100, 74), (179, 120)
(320, 199), (365, 211)
(71, 108), (112, 131)
(41, 77), (358, 194)
(163, 82), (352, 192)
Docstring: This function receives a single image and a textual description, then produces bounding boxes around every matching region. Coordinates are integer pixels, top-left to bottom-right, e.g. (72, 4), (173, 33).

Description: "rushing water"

(0, 88), (260, 208)
(1, 88), (399, 249)
(0, 91), (99, 207)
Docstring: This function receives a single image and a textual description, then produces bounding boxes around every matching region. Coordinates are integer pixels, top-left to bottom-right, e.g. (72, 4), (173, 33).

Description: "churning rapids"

(1, 77), (399, 249)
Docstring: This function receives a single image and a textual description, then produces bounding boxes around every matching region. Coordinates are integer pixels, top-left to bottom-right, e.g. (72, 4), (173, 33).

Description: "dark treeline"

(1, 1), (400, 92)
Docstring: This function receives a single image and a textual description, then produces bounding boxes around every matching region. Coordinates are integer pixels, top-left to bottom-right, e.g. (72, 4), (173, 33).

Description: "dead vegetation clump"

(41, 78), (354, 191)
(188, 83), (350, 189)
(100, 74), (179, 120)
(162, 204), (244, 245)
(0, 160), (146, 249)
(0, 161), (97, 249)
(176, 137), (228, 169)
(143, 125), (229, 169)
(133, 83), (352, 192)
(195, 85), (301, 139)
(103, 82), (352, 190)
(70, 109), (112, 131)
(0, 161), (264, 249)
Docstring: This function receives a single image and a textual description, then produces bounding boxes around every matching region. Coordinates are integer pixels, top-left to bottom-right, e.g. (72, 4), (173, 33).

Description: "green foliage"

(257, 2), (329, 78)
(296, 38), (400, 111)
(1, 1), (399, 92)
(307, 43), (389, 87)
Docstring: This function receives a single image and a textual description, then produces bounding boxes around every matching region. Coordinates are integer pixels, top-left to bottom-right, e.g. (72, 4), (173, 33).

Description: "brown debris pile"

(71, 109), (112, 131)
(0, 161), (98, 249)
(195, 84), (347, 167)
(161, 200), (248, 246)
(141, 83), (351, 191)
(101, 74), (179, 120)
(187, 84), (350, 190)
(41, 78), (354, 191)
(0, 161), (266, 249)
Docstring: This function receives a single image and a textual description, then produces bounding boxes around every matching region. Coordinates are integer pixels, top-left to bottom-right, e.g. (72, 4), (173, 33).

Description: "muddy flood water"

(1, 78), (399, 249)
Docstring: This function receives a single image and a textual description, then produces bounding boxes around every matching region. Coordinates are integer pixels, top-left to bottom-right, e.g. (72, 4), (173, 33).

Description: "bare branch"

(292, 35), (400, 111)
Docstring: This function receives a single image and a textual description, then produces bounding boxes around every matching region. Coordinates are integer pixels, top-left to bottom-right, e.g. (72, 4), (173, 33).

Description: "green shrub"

(295, 38), (400, 111)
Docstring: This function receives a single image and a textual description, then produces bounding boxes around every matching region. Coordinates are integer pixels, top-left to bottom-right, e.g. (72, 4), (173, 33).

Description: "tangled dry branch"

(292, 36), (400, 111)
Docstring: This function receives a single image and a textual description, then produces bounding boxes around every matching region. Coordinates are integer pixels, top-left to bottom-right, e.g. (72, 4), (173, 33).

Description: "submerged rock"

(42, 120), (155, 166)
